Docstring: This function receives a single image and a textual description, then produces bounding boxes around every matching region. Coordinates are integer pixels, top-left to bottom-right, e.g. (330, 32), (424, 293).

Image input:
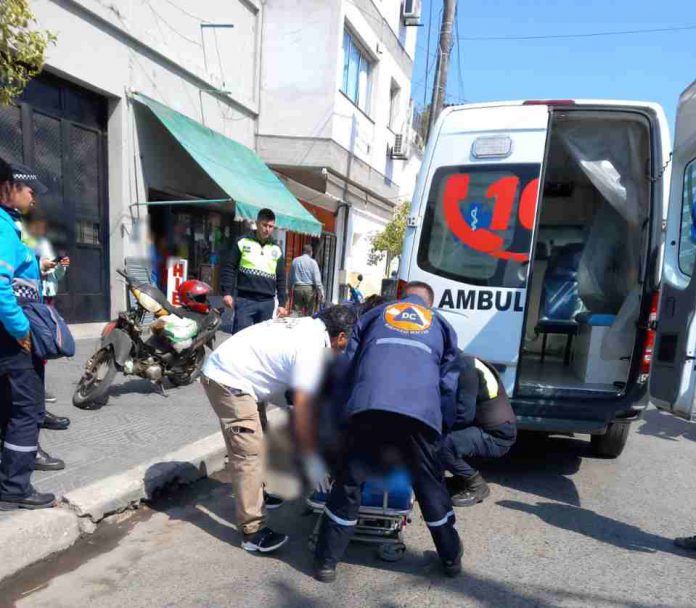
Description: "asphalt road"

(4, 406), (696, 608)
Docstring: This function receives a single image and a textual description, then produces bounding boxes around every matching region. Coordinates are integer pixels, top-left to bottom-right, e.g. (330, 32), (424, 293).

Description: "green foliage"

(0, 0), (55, 106)
(368, 202), (410, 267)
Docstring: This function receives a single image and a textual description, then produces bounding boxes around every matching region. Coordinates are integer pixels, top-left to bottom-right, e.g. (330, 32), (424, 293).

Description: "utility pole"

(426, 0), (457, 142)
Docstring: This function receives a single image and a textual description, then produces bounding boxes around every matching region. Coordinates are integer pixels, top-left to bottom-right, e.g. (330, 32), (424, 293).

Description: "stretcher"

(306, 469), (414, 561)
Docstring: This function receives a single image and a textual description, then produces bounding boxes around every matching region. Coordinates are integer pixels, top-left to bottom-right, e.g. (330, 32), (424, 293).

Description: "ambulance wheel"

(591, 422), (631, 458)
(377, 543), (406, 562)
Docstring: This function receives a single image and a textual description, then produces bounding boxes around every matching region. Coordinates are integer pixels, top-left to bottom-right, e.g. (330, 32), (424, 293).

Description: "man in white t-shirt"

(200, 305), (356, 554)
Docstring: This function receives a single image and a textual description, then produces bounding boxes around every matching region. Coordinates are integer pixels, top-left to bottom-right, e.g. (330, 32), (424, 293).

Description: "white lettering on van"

(438, 289), (524, 312)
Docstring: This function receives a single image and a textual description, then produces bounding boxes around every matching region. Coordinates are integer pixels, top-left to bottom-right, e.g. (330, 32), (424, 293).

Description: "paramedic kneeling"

(440, 355), (516, 507)
(313, 281), (463, 582)
(200, 306), (355, 554)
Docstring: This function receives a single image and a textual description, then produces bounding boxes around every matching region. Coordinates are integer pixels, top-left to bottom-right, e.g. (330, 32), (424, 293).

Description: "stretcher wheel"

(377, 542), (406, 562)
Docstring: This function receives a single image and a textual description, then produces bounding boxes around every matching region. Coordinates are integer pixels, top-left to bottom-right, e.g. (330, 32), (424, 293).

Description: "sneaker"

(674, 535), (696, 552)
(313, 559), (337, 583)
(241, 527), (288, 553)
(45, 391), (57, 404)
(264, 490), (284, 510)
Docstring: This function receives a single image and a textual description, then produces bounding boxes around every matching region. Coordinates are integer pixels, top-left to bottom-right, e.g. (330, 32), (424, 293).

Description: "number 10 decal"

(443, 174), (540, 262)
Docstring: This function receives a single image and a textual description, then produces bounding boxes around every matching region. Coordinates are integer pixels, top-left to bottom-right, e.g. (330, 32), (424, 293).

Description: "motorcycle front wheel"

(72, 347), (118, 409)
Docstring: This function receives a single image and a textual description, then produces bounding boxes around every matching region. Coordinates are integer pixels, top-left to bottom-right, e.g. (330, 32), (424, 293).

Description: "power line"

(453, 4), (464, 105)
(143, 0), (202, 46)
(160, 0), (210, 23)
(458, 23), (696, 41)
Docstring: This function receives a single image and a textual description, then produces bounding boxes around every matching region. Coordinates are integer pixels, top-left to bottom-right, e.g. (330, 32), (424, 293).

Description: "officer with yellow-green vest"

(221, 208), (288, 333)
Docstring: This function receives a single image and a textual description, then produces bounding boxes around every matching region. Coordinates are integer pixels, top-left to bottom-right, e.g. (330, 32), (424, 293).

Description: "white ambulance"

(398, 81), (696, 458)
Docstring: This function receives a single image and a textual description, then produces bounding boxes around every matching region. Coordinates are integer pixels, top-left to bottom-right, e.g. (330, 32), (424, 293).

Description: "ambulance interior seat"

(534, 243), (584, 365)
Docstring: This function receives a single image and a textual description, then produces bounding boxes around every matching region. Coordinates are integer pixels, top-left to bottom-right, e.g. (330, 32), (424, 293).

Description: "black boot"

(34, 445), (66, 471)
(450, 473), (490, 507)
(442, 539), (464, 577)
(0, 487), (56, 510)
(313, 559), (337, 583)
(41, 410), (71, 431)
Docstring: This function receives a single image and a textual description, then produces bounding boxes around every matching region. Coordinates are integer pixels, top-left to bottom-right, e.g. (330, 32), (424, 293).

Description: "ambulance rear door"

(403, 103), (550, 393)
(649, 81), (696, 422)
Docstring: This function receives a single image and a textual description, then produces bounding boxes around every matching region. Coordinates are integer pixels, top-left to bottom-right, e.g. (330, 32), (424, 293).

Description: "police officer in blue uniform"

(440, 354), (517, 507)
(0, 158), (56, 510)
(313, 281), (463, 582)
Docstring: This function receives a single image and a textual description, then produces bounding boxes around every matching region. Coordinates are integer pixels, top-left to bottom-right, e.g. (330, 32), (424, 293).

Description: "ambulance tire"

(590, 422), (631, 458)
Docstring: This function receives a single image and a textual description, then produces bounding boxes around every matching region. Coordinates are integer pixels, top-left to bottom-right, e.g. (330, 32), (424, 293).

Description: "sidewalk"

(0, 337), (233, 581)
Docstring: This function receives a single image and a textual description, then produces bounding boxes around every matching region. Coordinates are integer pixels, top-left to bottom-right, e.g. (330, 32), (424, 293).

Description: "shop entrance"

(147, 191), (245, 295)
(0, 74), (110, 323)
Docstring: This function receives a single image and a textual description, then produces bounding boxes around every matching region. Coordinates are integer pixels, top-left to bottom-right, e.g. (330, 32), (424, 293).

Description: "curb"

(0, 406), (286, 583)
(0, 431), (226, 583)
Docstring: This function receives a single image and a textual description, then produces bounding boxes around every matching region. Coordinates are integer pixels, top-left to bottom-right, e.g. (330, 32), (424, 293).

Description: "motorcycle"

(72, 270), (221, 409)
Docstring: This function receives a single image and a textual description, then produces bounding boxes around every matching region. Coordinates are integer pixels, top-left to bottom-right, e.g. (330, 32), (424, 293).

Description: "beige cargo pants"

(201, 375), (265, 536)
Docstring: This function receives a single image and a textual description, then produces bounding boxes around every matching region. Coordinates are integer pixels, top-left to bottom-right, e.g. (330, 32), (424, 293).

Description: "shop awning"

(133, 93), (322, 236)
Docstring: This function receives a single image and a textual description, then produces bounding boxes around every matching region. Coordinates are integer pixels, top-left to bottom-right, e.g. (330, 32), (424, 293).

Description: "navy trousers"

(440, 426), (512, 478)
(315, 411), (461, 567)
(0, 348), (45, 498)
(233, 296), (275, 334)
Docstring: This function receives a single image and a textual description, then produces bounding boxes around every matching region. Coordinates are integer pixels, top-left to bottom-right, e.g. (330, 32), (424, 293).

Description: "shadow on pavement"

(636, 408), (696, 443)
(497, 499), (683, 556)
(472, 432), (585, 506)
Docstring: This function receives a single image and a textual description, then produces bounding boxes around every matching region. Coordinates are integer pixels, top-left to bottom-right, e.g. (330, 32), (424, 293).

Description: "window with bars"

(679, 158), (696, 276)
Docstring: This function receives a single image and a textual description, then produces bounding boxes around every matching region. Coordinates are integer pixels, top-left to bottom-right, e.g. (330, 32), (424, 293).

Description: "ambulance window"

(678, 159), (696, 276)
(418, 164), (541, 287)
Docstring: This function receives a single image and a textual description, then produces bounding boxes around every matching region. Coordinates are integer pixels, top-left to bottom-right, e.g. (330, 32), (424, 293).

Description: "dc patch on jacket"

(384, 303), (433, 333)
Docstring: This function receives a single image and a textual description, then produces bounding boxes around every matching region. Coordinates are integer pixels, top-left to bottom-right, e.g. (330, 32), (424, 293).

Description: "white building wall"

(32, 0), (261, 317)
(258, 0), (343, 141)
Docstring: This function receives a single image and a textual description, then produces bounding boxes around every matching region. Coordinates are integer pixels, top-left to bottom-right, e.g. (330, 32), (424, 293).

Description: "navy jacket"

(343, 294), (459, 435)
(451, 353), (516, 445)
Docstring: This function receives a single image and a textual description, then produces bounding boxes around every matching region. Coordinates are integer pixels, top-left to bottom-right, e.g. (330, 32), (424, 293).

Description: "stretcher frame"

(305, 488), (414, 562)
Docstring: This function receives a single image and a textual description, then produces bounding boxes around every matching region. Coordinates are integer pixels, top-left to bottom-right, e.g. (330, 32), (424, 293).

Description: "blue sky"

(412, 0), (695, 129)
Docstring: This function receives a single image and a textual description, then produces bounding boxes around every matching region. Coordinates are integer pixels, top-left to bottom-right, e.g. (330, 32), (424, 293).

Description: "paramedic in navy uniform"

(313, 281), (463, 582)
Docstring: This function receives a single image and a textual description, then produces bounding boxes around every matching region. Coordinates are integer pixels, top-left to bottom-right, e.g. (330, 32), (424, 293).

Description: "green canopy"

(133, 93), (322, 236)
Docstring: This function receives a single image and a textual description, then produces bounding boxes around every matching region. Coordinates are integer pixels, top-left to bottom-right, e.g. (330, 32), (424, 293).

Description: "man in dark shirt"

(440, 354), (517, 507)
(220, 208), (288, 333)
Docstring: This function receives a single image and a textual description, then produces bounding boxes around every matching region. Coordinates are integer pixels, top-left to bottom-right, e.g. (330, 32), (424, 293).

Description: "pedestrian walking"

(0, 157), (57, 510)
(290, 244), (324, 316)
(200, 305), (355, 553)
(440, 354), (516, 507)
(220, 208), (288, 333)
(312, 281), (463, 582)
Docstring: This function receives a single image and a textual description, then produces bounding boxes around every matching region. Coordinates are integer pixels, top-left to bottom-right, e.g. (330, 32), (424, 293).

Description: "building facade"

(0, 0), (421, 326)
(0, 0), (272, 326)
(257, 0), (421, 299)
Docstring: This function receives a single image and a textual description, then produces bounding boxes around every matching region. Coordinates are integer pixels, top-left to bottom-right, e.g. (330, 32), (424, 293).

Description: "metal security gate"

(0, 75), (109, 323)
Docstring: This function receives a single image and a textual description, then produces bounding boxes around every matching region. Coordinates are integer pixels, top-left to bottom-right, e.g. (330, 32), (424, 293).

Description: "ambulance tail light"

(101, 320), (117, 338)
(640, 291), (660, 379)
(522, 100), (575, 106)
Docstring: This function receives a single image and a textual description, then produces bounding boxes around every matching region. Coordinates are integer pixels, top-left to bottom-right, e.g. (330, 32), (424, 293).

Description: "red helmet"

(177, 280), (212, 313)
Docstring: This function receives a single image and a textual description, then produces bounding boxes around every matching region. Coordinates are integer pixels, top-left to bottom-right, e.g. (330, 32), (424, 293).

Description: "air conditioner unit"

(389, 132), (411, 160)
(402, 0), (421, 26)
